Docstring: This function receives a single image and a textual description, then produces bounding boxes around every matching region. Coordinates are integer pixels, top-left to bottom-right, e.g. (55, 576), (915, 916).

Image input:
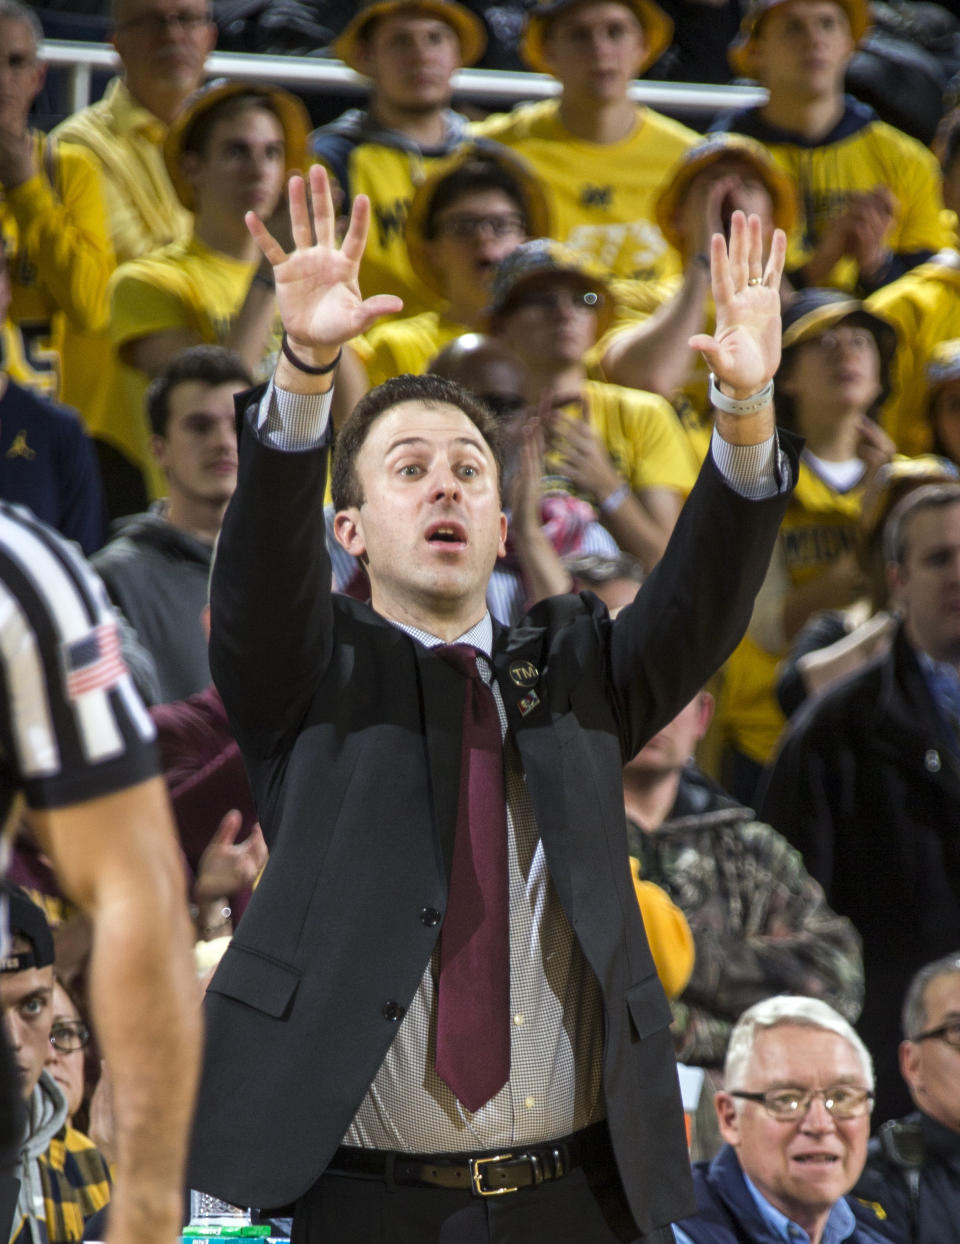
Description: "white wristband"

(600, 483), (630, 515)
(708, 373), (774, 416)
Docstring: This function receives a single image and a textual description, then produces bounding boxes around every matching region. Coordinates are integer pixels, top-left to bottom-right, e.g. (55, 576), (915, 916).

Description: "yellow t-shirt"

(867, 254), (960, 455)
(0, 132), (113, 413)
(108, 236), (274, 498)
(312, 111), (468, 321)
(599, 274), (717, 462)
(52, 78), (194, 483)
(715, 460), (865, 766)
(718, 103), (952, 292)
(472, 100), (697, 281)
(576, 379), (698, 496)
(362, 309), (469, 386)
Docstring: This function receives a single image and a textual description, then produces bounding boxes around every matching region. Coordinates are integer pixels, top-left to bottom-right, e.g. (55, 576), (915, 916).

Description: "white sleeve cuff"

(710, 428), (792, 499)
(255, 376), (334, 451)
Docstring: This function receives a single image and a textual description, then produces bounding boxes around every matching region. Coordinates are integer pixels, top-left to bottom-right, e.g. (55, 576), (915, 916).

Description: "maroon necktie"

(433, 643), (510, 1111)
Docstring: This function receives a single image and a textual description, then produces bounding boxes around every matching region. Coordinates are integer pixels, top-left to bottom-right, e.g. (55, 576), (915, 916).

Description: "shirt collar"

(392, 612), (493, 659)
(109, 76), (168, 142)
(742, 1172), (857, 1244)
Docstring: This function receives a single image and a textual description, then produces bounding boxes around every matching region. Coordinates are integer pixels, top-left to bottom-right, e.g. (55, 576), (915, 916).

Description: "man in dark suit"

(188, 166), (795, 1243)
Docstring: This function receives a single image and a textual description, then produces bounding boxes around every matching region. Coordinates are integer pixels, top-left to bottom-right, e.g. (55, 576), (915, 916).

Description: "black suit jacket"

(188, 401), (796, 1235)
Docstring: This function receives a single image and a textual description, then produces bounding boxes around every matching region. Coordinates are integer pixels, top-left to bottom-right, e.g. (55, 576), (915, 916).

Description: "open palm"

(246, 164), (402, 352)
(690, 211), (786, 397)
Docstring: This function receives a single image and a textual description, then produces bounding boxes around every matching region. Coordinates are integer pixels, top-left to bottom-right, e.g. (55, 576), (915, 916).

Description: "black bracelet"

(281, 333), (341, 375)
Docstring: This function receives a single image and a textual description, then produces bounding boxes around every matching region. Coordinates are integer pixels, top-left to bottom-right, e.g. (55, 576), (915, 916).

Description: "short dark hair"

(902, 952), (960, 1039)
(423, 155), (530, 239)
(146, 345), (253, 436)
(883, 481), (960, 566)
(331, 373), (504, 511)
(182, 93), (283, 160)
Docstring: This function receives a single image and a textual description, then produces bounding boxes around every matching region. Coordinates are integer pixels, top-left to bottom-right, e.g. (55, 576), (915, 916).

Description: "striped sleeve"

(0, 504), (159, 814)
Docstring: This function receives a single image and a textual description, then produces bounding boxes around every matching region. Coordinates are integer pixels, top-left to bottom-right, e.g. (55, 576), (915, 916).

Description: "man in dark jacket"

(854, 952), (960, 1243)
(759, 483), (960, 1123)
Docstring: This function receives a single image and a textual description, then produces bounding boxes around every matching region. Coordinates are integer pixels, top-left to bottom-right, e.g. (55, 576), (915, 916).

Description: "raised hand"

(245, 163), (403, 361)
(689, 210), (786, 398)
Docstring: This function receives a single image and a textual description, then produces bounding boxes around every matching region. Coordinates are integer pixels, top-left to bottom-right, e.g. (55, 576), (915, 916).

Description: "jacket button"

(383, 1001), (405, 1023)
(420, 907), (441, 927)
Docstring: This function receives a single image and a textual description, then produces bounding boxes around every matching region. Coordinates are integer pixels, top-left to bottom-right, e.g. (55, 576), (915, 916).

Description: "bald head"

(429, 334), (528, 422)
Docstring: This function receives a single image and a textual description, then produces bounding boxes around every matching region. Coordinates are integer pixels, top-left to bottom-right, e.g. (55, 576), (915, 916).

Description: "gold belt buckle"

(469, 1152), (518, 1196)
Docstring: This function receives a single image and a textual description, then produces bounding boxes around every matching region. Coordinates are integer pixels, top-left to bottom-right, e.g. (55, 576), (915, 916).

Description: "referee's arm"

(31, 784), (200, 1244)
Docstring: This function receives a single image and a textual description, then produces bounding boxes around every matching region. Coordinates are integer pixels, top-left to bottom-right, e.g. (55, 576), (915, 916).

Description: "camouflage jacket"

(627, 765), (864, 1069)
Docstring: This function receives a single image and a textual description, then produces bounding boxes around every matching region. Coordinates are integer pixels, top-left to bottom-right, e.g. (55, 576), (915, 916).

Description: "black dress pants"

(292, 1127), (676, 1244)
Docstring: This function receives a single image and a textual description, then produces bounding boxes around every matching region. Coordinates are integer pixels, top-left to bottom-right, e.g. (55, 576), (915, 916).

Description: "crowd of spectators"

(6, 0), (960, 1238)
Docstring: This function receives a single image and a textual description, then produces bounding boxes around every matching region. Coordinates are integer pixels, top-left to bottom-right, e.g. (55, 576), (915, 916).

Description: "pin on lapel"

(509, 660), (538, 688)
(517, 690), (540, 717)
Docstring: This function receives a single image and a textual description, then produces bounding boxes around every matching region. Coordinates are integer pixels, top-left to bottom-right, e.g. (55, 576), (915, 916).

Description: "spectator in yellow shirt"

(108, 80), (308, 501)
(474, 0), (698, 282)
(53, 0), (216, 516)
(489, 239), (698, 570)
(0, 0), (113, 414)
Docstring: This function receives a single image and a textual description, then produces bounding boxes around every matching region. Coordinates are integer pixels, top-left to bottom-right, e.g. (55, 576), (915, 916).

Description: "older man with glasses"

(855, 953), (960, 1243)
(672, 995), (891, 1244)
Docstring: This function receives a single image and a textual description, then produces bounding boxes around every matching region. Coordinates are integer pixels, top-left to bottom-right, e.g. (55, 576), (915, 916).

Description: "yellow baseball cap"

(334, 0), (487, 73)
(521, 0), (673, 77)
(164, 78), (311, 211)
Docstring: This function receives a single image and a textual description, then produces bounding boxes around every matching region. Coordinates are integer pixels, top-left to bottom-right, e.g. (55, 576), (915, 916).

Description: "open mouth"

(792, 1153), (840, 1166)
(426, 522), (467, 546)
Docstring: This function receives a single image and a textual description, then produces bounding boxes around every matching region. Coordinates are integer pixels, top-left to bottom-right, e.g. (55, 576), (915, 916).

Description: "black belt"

(327, 1123), (609, 1198)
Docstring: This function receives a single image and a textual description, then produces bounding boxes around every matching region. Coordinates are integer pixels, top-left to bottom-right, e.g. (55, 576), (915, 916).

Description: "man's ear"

(333, 508), (366, 559)
(715, 1091), (743, 1147)
(497, 511), (508, 560)
(899, 1039), (922, 1096)
(151, 434), (169, 469)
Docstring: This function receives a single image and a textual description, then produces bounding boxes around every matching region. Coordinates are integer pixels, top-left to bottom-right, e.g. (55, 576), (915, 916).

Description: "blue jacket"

(674, 1145), (894, 1243)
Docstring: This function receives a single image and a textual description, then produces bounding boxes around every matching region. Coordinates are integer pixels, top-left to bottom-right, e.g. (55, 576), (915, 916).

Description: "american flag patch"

(62, 622), (127, 700)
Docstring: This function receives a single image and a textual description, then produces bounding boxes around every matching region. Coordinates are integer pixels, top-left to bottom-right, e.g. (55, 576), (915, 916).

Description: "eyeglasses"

(434, 213), (527, 241)
(507, 289), (603, 314)
(910, 1020), (960, 1049)
(806, 329), (877, 355)
(115, 11), (212, 35)
(730, 1085), (874, 1121)
(49, 1020), (90, 1054)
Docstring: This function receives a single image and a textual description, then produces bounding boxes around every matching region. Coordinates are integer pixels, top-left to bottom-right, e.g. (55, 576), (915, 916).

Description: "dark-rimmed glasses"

(49, 1019), (90, 1054)
(910, 1020), (960, 1049)
(730, 1085), (873, 1121)
(434, 213), (527, 241)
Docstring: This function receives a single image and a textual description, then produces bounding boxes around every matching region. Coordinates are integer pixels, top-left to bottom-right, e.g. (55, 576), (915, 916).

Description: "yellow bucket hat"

(164, 78), (311, 211)
(521, 0), (673, 76)
(728, 0), (870, 78)
(655, 134), (797, 253)
(334, 0), (487, 73)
